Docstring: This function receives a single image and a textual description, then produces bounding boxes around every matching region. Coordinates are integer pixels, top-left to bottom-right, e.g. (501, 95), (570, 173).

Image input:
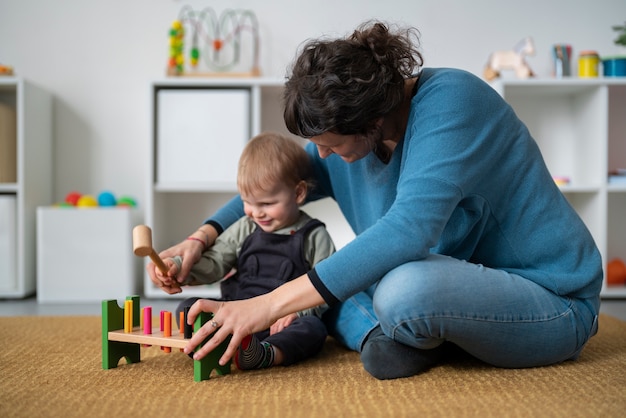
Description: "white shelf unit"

(145, 77), (290, 298)
(0, 78), (52, 298)
(492, 78), (626, 298)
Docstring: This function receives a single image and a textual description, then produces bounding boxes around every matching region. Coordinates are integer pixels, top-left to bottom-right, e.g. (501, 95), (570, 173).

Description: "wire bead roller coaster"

(168, 6), (260, 77)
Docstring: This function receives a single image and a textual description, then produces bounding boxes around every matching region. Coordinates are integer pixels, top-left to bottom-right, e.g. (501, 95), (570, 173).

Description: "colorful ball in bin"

(77, 195), (98, 207)
(117, 196), (136, 207)
(607, 259), (626, 286)
(65, 191), (82, 206)
(97, 191), (117, 207)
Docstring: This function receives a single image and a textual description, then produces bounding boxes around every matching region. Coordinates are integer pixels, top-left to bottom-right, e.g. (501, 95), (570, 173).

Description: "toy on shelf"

(552, 44), (572, 78)
(552, 176), (571, 187)
(64, 191), (82, 206)
(97, 191), (117, 207)
(0, 64), (14, 76)
(609, 169), (626, 185)
(102, 295), (231, 381)
(484, 37), (535, 81)
(77, 195), (98, 207)
(607, 258), (626, 286)
(167, 6), (260, 77)
(57, 190), (136, 208)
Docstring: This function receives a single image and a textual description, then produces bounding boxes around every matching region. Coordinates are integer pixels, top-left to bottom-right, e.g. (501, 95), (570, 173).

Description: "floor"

(0, 296), (181, 316)
(1, 296), (625, 320)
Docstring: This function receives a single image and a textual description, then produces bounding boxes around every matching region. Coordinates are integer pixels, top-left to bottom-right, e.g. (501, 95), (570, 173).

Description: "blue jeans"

(324, 254), (599, 368)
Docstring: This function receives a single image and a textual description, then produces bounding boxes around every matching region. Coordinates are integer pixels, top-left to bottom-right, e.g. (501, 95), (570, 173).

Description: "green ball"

(117, 196), (136, 207)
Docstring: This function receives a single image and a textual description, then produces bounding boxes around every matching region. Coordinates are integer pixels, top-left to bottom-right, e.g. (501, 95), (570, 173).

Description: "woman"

(149, 21), (602, 380)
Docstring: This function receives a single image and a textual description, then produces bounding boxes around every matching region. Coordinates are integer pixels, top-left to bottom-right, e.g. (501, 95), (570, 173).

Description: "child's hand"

(146, 232), (211, 293)
(150, 258), (181, 294)
(269, 313), (298, 335)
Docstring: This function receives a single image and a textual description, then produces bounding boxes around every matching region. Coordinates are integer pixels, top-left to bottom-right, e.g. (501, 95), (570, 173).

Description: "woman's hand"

(183, 274), (325, 365)
(183, 297), (275, 366)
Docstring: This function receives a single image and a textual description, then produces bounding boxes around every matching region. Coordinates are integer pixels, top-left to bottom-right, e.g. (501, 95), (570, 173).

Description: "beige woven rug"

(1, 314), (625, 417)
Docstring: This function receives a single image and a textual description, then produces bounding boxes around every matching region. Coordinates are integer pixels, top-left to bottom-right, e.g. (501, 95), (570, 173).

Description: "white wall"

(1, 0), (625, 212)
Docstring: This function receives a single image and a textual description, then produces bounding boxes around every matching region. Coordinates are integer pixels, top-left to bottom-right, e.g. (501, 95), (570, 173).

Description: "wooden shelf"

(0, 78), (52, 298)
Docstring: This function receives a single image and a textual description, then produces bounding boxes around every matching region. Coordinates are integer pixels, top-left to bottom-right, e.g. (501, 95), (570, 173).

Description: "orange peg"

(163, 311), (172, 353)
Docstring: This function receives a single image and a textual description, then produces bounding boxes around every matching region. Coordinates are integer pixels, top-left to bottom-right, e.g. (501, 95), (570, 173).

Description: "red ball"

(65, 191), (82, 206)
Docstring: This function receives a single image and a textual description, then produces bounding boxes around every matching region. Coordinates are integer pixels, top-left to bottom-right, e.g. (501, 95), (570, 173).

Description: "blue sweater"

(209, 68), (603, 307)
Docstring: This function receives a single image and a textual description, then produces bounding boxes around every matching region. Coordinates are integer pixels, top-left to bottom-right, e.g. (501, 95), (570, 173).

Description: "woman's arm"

(184, 273), (324, 364)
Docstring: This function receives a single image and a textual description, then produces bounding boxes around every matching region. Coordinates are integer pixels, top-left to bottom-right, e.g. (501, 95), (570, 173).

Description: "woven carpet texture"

(1, 314), (625, 417)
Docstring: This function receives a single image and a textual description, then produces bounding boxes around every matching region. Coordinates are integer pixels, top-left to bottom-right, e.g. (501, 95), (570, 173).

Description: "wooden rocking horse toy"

(484, 37), (536, 81)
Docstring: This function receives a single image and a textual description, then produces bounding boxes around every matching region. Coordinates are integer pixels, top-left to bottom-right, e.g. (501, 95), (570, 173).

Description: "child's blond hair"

(237, 132), (313, 196)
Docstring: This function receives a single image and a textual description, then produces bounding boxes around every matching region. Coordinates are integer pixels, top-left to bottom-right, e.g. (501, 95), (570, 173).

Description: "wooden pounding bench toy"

(102, 295), (231, 381)
(103, 225), (230, 381)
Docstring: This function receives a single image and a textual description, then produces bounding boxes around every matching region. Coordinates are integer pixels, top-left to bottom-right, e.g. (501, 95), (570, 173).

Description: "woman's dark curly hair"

(284, 21), (423, 138)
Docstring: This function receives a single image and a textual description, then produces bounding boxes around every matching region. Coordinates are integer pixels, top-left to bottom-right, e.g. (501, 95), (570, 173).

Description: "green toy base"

(102, 296), (231, 381)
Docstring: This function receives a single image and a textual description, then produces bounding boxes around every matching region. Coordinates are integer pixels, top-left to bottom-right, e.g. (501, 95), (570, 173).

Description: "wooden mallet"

(132, 225), (175, 283)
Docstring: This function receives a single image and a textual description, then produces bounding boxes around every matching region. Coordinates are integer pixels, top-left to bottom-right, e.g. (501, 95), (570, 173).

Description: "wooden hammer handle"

(149, 250), (169, 275)
(132, 224), (180, 288)
(150, 251), (181, 289)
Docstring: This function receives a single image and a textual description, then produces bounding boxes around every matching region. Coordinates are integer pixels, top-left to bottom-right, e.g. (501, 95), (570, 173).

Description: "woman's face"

(309, 131), (374, 163)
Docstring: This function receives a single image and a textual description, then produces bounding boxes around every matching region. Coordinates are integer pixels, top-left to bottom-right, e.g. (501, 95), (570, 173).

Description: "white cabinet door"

(0, 195), (16, 292)
(156, 88), (251, 189)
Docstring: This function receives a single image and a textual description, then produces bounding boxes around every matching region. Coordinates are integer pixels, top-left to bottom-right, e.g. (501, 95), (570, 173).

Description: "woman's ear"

(295, 180), (308, 205)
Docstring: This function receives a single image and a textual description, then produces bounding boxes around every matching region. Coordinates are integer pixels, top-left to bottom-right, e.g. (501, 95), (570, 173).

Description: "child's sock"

(235, 334), (275, 370)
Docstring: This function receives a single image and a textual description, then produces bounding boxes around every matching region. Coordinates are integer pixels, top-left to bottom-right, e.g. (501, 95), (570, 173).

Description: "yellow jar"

(578, 51), (600, 78)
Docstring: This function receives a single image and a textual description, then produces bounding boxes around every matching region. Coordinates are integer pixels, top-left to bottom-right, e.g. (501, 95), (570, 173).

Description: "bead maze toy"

(167, 6), (260, 77)
(102, 295), (231, 381)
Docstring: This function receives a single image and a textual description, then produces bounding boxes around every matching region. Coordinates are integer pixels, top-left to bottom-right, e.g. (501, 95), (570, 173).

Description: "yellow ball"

(77, 195), (98, 208)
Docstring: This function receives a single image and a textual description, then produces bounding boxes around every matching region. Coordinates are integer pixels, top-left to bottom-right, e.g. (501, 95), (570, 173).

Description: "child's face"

(241, 181), (305, 232)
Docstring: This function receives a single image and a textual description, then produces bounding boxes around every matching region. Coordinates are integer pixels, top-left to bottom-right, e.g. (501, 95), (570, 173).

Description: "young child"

(155, 132), (335, 370)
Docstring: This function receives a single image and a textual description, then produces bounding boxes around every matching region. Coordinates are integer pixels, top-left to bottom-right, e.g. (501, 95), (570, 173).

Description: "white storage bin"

(156, 88), (250, 188)
(0, 195), (17, 292)
(37, 207), (141, 302)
